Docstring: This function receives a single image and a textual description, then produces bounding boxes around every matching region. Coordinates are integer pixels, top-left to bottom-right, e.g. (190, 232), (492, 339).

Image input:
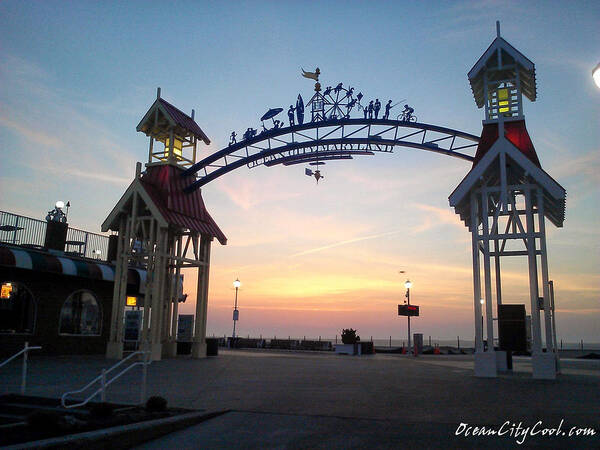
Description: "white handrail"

(61, 350), (151, 409)
(0, 341), (42, 395)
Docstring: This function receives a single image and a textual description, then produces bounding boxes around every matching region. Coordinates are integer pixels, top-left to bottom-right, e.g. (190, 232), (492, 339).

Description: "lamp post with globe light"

(232, 278), (241, 339)
(405, 280), (413, 354)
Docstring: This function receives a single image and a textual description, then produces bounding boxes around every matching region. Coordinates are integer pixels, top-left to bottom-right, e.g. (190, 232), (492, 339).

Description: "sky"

(0, 1), (598, 344)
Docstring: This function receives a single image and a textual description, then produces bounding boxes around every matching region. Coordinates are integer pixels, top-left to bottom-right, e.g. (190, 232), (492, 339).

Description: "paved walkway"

(1, 350), (598, 447)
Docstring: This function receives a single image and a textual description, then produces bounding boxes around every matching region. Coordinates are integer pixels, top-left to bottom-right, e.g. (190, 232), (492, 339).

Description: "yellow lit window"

(497, 88), (510, 113)
(126, 296), (137, 307)
(1, 282), (12, 299)
(163, 138), (183, 160)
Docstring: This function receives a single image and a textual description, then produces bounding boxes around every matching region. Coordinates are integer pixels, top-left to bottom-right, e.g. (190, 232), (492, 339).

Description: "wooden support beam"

(192, 235), (212, 358)
(481, 189), (495, 353)
(537, 189), (554, 352)
(525, 188), (542, 354)
(471, 191), (483, 353)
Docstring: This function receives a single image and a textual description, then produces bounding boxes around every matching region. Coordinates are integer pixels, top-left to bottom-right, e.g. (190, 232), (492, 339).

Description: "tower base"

(191, 341), (207, 359)
(162, 341), (177, 358)
(532, 353), (556, 379)
(149, 342), (163, 361)
(495, 350), (508, 371)
(474, 351), (497, 378)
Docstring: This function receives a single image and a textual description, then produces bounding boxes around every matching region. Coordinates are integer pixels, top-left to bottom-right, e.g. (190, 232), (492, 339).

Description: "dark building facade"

(0, 211), (144, 357)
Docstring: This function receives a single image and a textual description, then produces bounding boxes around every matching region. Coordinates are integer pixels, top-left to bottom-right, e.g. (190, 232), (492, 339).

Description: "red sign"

(398, 304), (419, 317)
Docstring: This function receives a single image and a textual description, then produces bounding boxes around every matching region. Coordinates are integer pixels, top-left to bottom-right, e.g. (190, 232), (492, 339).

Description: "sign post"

(399, 280), (418, 355)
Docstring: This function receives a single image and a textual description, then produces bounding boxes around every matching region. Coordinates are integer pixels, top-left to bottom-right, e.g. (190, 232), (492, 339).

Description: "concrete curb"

(5, 410), (228, 450)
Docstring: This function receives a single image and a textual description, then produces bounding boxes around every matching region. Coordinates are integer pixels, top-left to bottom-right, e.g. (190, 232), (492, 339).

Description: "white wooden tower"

(103, 89), (226, 361)
(449, 23), (566, 379)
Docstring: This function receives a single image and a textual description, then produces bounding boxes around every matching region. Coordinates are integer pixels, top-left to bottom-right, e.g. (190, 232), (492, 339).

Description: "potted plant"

(341, 328), (360, 344)
(336, 328), (362, 355)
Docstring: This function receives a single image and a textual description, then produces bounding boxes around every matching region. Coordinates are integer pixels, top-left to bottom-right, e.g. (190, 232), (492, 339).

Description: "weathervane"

(304, 167), (324, 184)
(302, 67), (321, 92)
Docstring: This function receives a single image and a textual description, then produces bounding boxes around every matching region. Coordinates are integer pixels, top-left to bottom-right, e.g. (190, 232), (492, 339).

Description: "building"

(0, 209), (144, 356)
(0, 91), (225, 360)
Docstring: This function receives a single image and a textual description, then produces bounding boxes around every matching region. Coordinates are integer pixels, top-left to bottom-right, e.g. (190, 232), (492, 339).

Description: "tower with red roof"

(103, 89), (226, 361)
(449, 23), (566, 379)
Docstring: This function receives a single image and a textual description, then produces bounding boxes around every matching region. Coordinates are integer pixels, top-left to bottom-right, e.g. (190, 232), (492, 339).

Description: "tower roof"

(139, 165), (226, 244)
(102, 165), (227, 245)
(472, 120), (541, 167)
(449, 137), (566, 228)
(136, 96), (210, 144)
(468, 35), (537, 108)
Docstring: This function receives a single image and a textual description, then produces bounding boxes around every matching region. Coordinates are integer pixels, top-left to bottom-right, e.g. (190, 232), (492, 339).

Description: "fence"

(0, 210), (109, 260)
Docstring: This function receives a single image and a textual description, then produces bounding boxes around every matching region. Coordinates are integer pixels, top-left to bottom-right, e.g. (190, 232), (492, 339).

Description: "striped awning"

(140, 165), (227, 245)
(0, 245), (146, 293)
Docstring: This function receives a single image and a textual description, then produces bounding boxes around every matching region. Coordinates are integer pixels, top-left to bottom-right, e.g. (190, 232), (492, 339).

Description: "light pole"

(232, 278), (241, 339)
(405, 280), (412, 354)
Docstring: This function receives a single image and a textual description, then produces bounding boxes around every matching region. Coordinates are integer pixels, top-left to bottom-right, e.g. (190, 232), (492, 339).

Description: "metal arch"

(183, 118), (479, 192)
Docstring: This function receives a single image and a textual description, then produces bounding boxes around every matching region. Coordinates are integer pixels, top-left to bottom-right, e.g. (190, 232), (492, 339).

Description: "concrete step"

(0, 402), (90, 418)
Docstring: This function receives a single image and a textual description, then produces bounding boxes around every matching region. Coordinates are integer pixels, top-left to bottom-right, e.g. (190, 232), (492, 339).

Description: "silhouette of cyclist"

(402, 104), (414, 121)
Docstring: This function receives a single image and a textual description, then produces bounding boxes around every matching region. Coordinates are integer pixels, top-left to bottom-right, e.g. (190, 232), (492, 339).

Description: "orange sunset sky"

(1, 2), (598, 344)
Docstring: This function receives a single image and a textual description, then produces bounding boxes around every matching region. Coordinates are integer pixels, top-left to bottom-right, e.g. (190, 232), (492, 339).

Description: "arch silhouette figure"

(183, 118), (479, 191)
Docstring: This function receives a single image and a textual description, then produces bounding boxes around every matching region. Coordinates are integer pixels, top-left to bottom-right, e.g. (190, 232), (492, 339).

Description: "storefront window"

(0, 282), (36, 334)
(59, 290), (101, 335)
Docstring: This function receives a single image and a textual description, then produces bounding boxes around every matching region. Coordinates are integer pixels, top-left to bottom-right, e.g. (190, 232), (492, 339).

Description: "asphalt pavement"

(1, 349), (598, 448)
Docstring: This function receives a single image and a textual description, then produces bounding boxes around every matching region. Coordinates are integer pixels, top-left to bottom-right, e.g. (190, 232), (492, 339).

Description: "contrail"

(290, 229), (405, 257)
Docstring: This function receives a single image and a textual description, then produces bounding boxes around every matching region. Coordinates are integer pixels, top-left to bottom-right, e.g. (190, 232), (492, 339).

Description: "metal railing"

(0, 210), (109, 259)
(66, 226), (110, 259)
(61, 351), (151, 408)
(0, 342), (42, 394)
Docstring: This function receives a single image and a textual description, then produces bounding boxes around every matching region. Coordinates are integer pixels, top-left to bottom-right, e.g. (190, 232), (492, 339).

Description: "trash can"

(206, 338), (219, 356)
(177, 341), (192, 355)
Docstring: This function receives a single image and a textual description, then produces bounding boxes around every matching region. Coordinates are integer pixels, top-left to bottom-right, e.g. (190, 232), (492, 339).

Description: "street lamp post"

(405, 280), (412, 355)
(232, 278), (241, 339)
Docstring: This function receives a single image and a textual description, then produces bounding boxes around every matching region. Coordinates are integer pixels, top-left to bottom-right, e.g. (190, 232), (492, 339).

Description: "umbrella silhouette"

(261, 108), (283, 122)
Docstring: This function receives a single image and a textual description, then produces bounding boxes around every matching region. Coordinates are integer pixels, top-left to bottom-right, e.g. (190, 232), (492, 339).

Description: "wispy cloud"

(0, 115), (63, 149)
(410, 203), (464, 234)
(215, 172), (302, 210)
(290, 229), (406, 257)
(548, 150), (600, 184)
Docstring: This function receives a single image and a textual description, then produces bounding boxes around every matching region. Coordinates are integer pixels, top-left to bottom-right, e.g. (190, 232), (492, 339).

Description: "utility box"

(413, 333), (423, 355)
(124, 310), (142, 351)
(177, 314), (194, 355)
(124, 310), (142, 342)
(44, 221), (68, 251)
(107, 234), (119, 262)
(498, 304), (527, 352)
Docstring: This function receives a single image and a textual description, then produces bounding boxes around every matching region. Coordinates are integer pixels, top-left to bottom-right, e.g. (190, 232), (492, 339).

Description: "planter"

(334, 343), (361, 355)
(334, 342), (374, 355)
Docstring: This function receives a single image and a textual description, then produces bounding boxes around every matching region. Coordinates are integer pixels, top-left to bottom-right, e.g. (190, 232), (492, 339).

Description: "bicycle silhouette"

(397, 112), (417, 123)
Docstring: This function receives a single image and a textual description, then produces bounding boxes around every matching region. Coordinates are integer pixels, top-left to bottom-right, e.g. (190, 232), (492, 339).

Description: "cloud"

(0, 115), (63, 149)
(290, 229), (407, 257)
(215, 171), (302, 210)
(409, 203), (464, 234)
(429, 0), (522, 42)
(548, 150), (600, 184)
(0, 53), (138, 184)
(537, 54), (596, 73)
